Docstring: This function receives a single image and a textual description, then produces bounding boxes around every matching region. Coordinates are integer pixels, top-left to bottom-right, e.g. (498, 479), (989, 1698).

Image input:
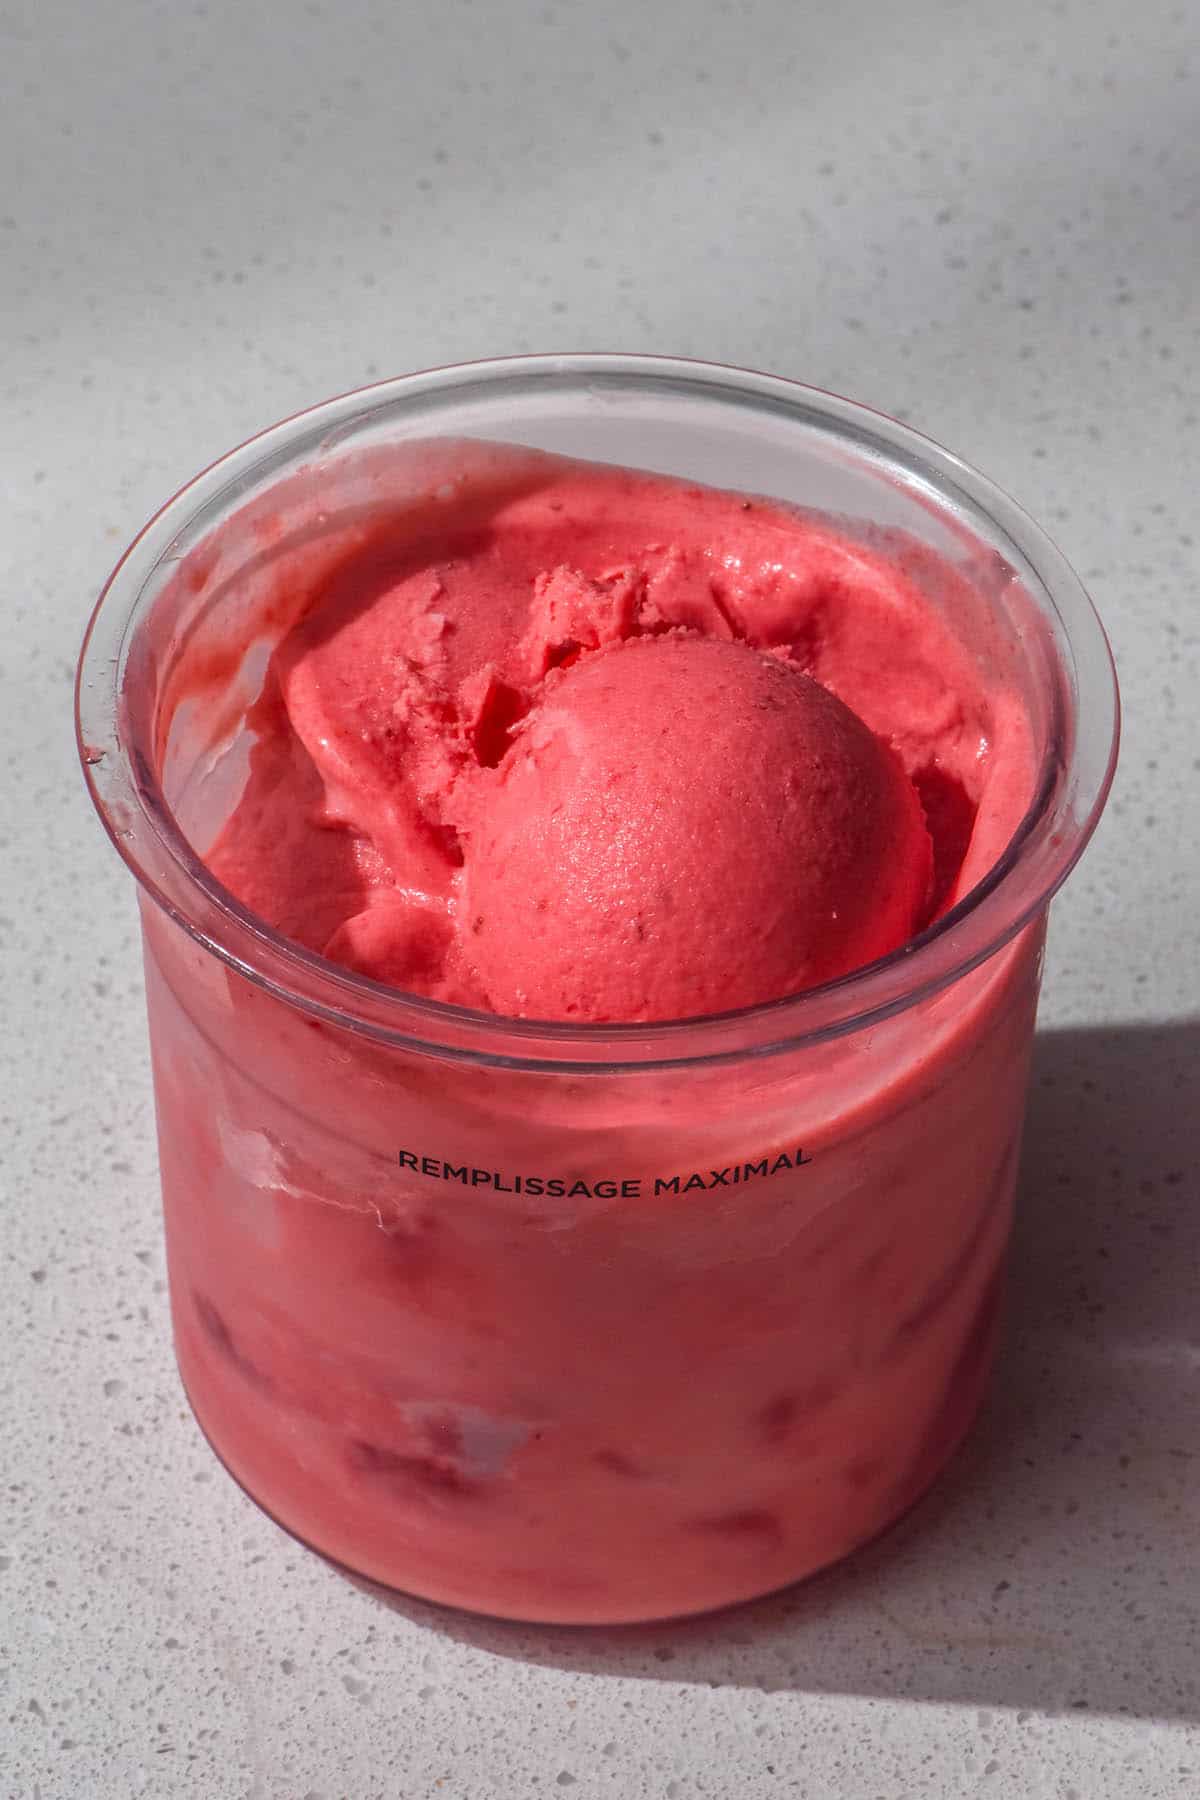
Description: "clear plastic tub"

(77, 355), (1118, 1623)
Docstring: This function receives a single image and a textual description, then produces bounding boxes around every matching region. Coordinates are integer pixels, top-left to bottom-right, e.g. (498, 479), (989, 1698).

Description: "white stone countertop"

(3, 0), (1198, 1793)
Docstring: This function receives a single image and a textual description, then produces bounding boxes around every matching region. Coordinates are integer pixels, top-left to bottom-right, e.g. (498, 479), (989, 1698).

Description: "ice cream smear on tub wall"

(173, 439), (1035, 1018)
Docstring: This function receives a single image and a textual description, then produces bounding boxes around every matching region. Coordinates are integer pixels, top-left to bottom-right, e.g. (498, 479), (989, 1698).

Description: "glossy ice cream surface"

(141, 439), (1046, 1621)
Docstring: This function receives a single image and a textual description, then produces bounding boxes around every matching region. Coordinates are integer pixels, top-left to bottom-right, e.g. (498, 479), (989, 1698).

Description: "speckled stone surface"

(4, 0), (1199, 1793)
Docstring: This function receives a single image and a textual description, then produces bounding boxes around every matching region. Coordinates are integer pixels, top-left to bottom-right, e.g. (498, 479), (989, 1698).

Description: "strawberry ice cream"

(460, 635), (933, 1018)
(201, 445), (1020, 1021)
(79, 366), (1116, 1626)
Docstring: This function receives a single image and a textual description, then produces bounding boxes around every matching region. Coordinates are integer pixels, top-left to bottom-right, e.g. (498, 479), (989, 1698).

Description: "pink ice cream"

(203, 445), (1018, 1020)
(135, 439), (1045, 1623)
(461, 635), (932, 1019)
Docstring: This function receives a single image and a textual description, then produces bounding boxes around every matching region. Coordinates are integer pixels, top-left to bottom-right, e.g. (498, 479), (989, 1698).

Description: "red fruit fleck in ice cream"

(459, 633), (932, 1020)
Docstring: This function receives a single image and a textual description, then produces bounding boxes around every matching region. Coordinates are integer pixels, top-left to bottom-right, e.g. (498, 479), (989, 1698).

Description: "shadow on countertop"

(370, 1021), (1200, 1722)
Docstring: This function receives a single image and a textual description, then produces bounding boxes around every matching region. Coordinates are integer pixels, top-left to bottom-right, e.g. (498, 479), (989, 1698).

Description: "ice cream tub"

(77, 355), (1118, 1624)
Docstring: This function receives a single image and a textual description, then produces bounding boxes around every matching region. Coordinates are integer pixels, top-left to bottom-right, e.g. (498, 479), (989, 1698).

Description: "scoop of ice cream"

(458, 634), (933, 1022)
